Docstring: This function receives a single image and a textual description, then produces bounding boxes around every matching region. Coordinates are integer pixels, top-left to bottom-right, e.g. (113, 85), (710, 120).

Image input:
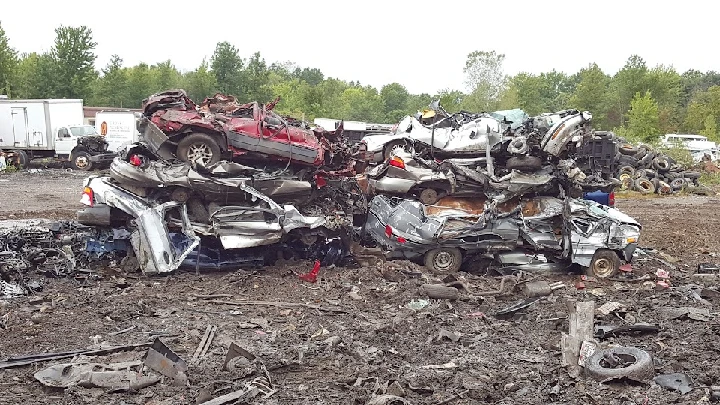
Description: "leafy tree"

(462, 50), (506, 111)
(241, 52), (271, 102)
(0, 21), (17, 96)
(684, 86), (720, 135)
(435, 89), (464, 114)
(210, 42), (244, 96)
(91, 55), (127, 106)
(151, 60), (182, 92)
(570, 63), (610, 128)
(50, 25), (98, 99)
(607, 55), (649, 127)
(700, 114), (718, 142)
(380, 83), (409, 122)
(184, 59), (217, 102)
(295, 67), (324, 87)
(123, 63), (153, 108)
(620, 91), (660, 142)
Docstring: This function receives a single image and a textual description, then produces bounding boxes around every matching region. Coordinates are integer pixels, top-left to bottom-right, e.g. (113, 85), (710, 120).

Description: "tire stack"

(615, 143), (703, 195)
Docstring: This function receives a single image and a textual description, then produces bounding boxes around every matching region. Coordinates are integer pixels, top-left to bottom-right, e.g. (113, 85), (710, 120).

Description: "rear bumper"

(77, 205), (112, 226)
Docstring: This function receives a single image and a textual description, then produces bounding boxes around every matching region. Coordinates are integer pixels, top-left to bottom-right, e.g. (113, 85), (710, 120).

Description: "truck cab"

(54, 124), (115, 170)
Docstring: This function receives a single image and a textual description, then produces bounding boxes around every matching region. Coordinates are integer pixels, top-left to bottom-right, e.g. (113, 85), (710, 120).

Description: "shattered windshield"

(70, 126), (99, 137)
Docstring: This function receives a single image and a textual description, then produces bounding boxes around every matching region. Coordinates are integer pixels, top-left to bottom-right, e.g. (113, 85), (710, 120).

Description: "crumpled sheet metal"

(34, 361), (160, 391)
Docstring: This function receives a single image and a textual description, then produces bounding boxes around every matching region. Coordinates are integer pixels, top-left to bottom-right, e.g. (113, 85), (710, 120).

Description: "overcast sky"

(2, 0), (716, 95)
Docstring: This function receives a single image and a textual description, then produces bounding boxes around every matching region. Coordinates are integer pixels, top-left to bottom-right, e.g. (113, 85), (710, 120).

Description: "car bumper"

(89, 152), (117, 163)
(76, 205), (112, 226)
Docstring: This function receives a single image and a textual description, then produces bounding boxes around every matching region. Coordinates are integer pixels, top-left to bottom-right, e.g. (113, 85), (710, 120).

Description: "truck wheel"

(177, 133), (221, 167)
(71, 151), (93, 171)
(586, 249), (620, 278)
(424, 247), (462, 274)
(11, 150), (29, 169)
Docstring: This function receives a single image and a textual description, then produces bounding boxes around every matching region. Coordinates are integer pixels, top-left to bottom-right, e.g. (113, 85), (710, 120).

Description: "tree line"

(1, 23), (720, 143)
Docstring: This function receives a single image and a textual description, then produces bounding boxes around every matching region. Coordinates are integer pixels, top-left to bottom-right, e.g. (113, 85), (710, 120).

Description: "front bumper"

(89, 152), (117, 163)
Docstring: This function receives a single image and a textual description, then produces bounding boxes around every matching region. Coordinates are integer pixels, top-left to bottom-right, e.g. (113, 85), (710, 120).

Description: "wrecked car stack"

(73, 90), (641, 279)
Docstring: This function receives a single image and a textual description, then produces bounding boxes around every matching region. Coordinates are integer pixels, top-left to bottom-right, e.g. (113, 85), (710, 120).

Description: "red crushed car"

(138, 90), (349, 170)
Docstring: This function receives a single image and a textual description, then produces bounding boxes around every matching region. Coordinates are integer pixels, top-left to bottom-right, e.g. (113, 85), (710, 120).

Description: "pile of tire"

(615, 143), (702, 195)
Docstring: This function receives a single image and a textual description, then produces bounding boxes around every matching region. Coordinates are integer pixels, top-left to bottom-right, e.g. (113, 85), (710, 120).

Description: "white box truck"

(0, 98), (116, 170)
(95, 109), (141, 153)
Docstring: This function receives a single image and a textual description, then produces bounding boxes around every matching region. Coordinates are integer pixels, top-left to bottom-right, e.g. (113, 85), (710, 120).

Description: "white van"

(95, 110), (141, 153)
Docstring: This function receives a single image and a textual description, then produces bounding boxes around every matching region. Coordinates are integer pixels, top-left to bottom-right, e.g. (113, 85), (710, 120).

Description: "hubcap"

(75, 156), (89, 169)
(420, 189), (439, 205)
(186, 143), (213, 166)
(593, 258), (613, 277)
(434, 251), (455, 271)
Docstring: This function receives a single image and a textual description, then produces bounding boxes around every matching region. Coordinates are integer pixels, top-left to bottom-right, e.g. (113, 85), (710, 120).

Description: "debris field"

(0, 172), (719, 404)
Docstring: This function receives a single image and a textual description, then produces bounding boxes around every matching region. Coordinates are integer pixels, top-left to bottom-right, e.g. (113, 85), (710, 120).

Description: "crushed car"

(137, 90), (356, 174)
(363, 194), (640, 278)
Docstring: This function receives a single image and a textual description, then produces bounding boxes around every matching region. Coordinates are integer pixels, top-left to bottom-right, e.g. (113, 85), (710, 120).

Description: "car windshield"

(70, 126), (99, 137)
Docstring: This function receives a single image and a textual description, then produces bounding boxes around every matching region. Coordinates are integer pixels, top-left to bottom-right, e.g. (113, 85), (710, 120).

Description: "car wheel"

(585, 347), (654, 382)
(383, 141), (407, 161)
(634, 178), (655, 194)
(419, 188), (440, 205)
(587, 249), (620, 278)
(71, 151), (93, 171)
(506, 155), (542, 171)
(618, 165), (635, 177)
(424, 247), (462, 274)
(177, 133), (221, 167)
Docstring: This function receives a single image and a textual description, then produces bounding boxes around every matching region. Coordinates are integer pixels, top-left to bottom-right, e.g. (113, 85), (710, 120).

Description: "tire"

(634, 178), (655, 194)
(424, 247), (462, 274)
(71, 151), (93, 171)
(657, 181), (672, 195)
(11, 150), (29, 169)
(506, 155), (542, 172)
(652, 157), (670, 172)
(419, 188), (440, 205)
(651, 178), (660, 191)
(670, 178), (687, 191)
(633, 149), (647, 160)
(681, 171), (701, 180)
(638, 152), (655, 168)
(585, 347), (654, 382)
(383, 141), (406, 161)
(176, 133), (221, 167)
(618, 155), (638, 166)
(618, 165), (635, 177)
(587, 249), (620, 278)
(619, 144), (638, 155)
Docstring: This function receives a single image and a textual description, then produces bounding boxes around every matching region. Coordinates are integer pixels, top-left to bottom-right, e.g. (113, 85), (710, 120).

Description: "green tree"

(700, 114), (718, 142)
(0, 21), (17, 95)
(570, 63), (610, 128)
(124, 63), (153, 108)
(50, 25), (98, 99)
(461, 50), (506, 111)
(435, 89), (464, 114)
(90, 55), (127, 106)
(210, 42), (244, 96)
(150, 60), (182, 92)
(184, 59), (217, 102)
(684, 86), (720, 134)
(380, 82), (409, 122)
(620, 90), (660, 142)
(241, 52), (271, 102)
(607, 55), (649, 127)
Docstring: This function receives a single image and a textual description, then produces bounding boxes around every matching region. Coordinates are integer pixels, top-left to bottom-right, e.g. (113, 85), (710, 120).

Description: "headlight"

(611, 224), (640, 245)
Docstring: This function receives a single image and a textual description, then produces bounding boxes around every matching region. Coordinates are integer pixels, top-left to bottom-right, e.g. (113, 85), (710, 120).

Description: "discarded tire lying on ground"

(585, 347), (654, 382)
(634, 178), (655, 194)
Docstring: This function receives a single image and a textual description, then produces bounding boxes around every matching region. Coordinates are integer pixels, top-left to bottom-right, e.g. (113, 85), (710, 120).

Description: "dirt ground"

(2, 169), (720, 405)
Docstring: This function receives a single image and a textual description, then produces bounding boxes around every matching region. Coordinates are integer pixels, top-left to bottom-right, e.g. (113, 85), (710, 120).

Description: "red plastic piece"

(299, 260), (321, 283)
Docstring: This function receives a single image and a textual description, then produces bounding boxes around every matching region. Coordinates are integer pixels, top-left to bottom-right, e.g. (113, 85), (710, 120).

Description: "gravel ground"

(1, 170), (720, 405)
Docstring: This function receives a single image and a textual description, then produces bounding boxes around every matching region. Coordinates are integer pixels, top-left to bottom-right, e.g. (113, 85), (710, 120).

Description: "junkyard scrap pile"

(2, 90), (720, 404)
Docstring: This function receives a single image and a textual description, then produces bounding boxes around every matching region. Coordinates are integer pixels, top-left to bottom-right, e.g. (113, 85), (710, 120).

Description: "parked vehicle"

(0, 98), (115, 170)
(95, 109), (141, 153)
(660, 134), (717, 153)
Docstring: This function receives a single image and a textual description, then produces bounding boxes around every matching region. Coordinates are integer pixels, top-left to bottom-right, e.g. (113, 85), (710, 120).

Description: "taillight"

(396, 236), (407, 243)
(389, 156), (405, 169)
(129, 154), (143, 166)
(609, 192), (615, 207)
(80, 186), (94, 207)
(385, 225), (392, 238)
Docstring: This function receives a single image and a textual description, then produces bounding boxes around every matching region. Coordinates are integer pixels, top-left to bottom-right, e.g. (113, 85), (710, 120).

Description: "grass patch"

(614, 190), (662, 200)
(699, 172), (720, 186)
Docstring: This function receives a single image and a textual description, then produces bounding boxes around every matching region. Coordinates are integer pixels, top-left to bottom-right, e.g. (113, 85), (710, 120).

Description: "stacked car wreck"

(76, 90), (641, 279)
